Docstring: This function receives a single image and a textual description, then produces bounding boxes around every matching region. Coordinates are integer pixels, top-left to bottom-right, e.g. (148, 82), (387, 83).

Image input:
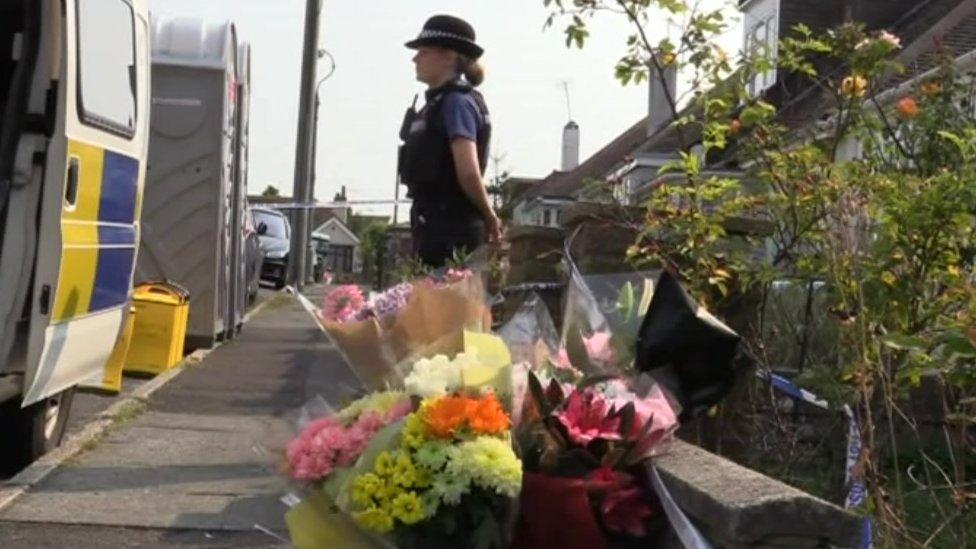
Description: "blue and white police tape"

(757, 370), (873, 549)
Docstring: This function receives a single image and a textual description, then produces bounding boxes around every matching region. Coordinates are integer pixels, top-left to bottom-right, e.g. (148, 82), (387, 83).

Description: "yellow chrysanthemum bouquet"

(285, 331), (522, 549)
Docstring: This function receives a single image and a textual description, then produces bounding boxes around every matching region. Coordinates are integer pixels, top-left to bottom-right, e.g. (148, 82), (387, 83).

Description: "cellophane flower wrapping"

(560, 266), (659, 377)
(496, 256), (685, 547)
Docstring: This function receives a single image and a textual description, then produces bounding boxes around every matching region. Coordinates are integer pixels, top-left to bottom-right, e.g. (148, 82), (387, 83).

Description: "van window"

(77, 0), (137, 137)
(253, 210), (290, 239)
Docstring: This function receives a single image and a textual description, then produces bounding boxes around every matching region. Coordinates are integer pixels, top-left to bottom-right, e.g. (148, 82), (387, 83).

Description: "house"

(739, 0), (974, 130)
(513, 114), (655, 226)
(513, 0), (976, 219)
(314, 217), (361, 274)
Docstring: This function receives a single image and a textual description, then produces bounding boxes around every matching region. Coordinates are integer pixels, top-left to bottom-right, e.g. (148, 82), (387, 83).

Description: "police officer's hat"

(405, 15), (484, 60)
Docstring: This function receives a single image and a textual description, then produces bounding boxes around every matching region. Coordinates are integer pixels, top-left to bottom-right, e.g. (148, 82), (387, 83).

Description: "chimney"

(647, 57), (678, 136)
(561, 120), (580, 171)
(333, 186), (348, 223)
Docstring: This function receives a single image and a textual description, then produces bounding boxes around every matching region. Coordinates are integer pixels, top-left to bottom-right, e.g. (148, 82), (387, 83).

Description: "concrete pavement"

(0, 287), (361, 548)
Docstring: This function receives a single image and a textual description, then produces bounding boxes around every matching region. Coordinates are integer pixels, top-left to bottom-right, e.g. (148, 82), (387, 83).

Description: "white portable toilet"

(137, 18), (246, 349)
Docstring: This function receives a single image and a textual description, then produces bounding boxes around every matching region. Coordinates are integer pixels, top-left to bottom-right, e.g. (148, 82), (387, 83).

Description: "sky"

(150, 1), (741, 218)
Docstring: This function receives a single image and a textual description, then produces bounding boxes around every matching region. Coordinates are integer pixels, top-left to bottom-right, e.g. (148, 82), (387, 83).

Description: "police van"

(0, 0), (150, 473)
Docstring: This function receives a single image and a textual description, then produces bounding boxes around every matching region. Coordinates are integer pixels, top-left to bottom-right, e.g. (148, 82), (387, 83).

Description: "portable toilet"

(137, 18), (245, 349)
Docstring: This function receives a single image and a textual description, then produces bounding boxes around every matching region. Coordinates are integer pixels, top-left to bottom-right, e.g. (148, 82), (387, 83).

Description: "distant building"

(314, 217), (361, 274)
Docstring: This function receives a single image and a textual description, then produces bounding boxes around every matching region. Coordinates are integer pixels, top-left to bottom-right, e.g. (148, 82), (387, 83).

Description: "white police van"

(0, 0), (151, 473)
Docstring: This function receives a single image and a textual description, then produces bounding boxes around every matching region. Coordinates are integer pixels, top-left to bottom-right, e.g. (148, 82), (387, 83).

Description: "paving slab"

(0, 288), (358, 541)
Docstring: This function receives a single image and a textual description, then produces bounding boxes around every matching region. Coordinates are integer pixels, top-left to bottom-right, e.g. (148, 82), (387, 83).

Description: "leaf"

(622, 413), (657, 466)
(565, 323), (596, 372)
(740, 101), (776, 126)
(601, 446), (628, 469)
(545, 378), (567, 408)
(527, 371), (551, 416)
(938, 130), (966, 152)
(938, 333), (976, 359)
(615, 401), (636, 440)
(472, 510), (502, 549)
(881, 333), (927, 351)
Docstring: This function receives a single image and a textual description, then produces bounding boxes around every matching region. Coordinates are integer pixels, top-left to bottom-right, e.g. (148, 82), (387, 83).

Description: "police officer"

(400, 15), (502, 268)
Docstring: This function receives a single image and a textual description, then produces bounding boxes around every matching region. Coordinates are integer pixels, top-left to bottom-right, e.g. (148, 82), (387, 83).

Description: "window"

(328, 245), (354, 273)
(77, 0), (137, 137)
(744, 1), (779, 97)
(252, 210), (290, 239)
(543, 209), (552, 227)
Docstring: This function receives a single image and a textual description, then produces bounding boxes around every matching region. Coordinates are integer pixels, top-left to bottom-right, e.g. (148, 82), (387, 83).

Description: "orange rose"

(467, 393), (511, 435)
(921, 81), (942, 96)
(896, 97), (919, 119)
(424, 396), (472, 439)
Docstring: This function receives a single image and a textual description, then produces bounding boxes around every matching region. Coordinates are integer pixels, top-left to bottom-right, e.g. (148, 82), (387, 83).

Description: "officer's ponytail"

(458, 55), (485, 87)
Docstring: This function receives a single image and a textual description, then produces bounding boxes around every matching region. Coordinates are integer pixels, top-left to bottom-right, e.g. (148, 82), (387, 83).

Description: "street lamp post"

(306, 52), (335, 284)
(289, 0), (323, 290)
(310, 51), (335, 215)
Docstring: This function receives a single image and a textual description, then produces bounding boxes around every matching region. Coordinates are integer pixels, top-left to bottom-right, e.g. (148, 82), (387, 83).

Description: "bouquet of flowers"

(320, 284), (368, 323)
(497, 248), (740, 547)
(285, 391), (413, 483)
(284, 331), (523, 549)
(343, 390), (521, 548)
(318, 271), (491, 391)
(511, 369), (678, 549)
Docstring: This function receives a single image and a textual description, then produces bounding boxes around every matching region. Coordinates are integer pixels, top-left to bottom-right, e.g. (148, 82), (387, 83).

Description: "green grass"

(109, 399), (147, 425)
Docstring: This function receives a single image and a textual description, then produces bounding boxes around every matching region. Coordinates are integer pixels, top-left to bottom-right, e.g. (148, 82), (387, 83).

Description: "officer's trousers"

(410, 201), (486, 269)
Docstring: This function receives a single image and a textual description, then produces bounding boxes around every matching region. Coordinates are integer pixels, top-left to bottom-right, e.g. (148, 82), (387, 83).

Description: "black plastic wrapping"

(635, 271), (741, 420)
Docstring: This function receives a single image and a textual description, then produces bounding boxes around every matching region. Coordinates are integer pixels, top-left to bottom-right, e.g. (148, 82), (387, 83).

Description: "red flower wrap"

(512, 473), (608, 549)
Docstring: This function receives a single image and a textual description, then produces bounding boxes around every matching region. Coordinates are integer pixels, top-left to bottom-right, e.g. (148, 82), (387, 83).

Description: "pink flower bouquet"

(513, 371), (678, 546)
(286, 391), (412, 483)
(319, 274), (492, 392)
(320, 285), (366, 323)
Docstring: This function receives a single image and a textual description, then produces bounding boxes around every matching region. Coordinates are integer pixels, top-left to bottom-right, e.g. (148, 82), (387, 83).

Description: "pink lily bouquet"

(512, 371), (678, 549)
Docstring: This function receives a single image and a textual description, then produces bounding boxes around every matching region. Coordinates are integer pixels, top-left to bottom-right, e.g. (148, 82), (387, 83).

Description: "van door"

(0, 0), (47, 379)
(22, 0), (149, 405)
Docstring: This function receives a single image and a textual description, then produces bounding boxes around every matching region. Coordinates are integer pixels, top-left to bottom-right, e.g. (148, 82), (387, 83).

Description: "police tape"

(757, 370), (873, 548)
(252, 199), (413, 209)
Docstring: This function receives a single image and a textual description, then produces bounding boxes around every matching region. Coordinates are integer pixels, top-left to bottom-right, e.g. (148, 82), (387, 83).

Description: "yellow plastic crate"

(124, 282), (190, 375)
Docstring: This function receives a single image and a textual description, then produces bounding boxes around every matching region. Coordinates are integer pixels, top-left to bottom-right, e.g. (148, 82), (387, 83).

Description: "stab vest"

(398, 80), (491, 216)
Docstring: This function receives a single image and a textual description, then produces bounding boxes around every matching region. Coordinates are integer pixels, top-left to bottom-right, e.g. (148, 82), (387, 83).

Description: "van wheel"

(0, 388), (76, 476)
(274, 278), (286, 289)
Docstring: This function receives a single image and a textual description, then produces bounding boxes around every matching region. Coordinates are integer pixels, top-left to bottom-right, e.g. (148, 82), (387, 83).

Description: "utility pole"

(289, 0), (322, 289)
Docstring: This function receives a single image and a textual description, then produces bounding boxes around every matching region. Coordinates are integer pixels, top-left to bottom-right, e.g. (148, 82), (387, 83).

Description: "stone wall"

(654, 440), (861, 548)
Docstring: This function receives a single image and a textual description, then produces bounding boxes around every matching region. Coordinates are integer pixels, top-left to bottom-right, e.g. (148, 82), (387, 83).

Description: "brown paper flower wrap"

(323, 276), (492, 390)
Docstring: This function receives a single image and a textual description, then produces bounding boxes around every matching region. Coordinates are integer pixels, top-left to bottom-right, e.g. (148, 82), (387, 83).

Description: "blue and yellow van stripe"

(53, 140), (139, 323)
